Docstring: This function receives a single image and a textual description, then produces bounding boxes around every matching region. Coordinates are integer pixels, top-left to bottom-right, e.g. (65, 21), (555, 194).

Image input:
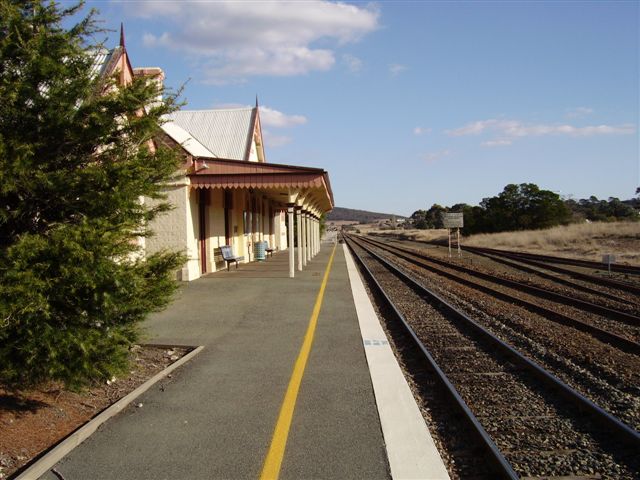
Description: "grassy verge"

(363, 221), (639, 264)
(464, 221), (639, 264)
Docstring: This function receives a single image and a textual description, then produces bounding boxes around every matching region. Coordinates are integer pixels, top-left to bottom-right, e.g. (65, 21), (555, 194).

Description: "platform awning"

(188, 158), (334, 212)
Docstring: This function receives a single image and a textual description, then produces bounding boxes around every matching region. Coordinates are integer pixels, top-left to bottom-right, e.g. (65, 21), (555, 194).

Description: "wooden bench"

(220, 245), (244, 271)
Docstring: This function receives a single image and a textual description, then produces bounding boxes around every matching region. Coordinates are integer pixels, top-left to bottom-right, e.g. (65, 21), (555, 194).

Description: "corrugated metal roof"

(161, 121), (216, 158)
(89, 47), (111, 79)
(165, 108), (254, 161)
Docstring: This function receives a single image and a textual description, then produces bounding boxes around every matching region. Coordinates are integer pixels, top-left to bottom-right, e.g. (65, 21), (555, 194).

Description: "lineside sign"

(442, 212), (464, 229)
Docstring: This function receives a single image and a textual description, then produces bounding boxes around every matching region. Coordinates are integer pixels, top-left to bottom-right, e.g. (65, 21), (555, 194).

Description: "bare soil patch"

(0, 345), (188, 479)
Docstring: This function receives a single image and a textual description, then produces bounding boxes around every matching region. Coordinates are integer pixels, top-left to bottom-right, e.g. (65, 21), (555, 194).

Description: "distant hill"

(326, 207), (406, 223)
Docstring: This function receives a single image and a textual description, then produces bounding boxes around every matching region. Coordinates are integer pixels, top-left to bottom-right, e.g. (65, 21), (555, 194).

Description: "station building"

(96, 29), (334, 281)
(149, 105), (334, 281)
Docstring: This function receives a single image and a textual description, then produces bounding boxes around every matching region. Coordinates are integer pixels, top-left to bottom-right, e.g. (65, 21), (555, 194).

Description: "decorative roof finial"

(120, 23), (125, 48)
(255, 95), (259, 108)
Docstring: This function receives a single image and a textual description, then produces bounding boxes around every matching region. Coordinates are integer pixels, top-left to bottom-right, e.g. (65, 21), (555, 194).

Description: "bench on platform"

(220, 245), (244, 271)
(264, 241), (275, 258)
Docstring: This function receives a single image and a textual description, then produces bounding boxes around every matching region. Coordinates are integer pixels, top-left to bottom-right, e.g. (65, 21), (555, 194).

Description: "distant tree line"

(410, 183), (639, 235)
(565, 196), (639, 223)
(327, 206), (405, 223)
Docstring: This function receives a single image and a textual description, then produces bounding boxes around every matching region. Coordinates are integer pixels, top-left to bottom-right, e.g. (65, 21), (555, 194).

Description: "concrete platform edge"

(17, 346), (205, 480)
(343, 244), (450, 480)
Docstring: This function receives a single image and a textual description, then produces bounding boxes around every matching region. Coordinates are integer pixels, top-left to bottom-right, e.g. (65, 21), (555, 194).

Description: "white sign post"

(442, 213), (464, 258)
(602, 253), (615, 277)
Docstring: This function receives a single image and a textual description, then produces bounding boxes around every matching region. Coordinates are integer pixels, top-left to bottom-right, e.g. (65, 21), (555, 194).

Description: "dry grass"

(362, 221), (640, 264)
(362, 226), (449, 243)
(465, 222), (640, 264)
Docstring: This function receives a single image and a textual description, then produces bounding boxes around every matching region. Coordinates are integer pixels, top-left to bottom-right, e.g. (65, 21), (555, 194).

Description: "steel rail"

(492, 248), (640, 275)
(429, 240), (640, 275)
(359, 235), (640, 355)
(344, 236), (519, 480)
(453, 246), (634, 306)
(461, 245), (640, 296)
(363, 236), (640, 327)
(346, 234), (640, 450)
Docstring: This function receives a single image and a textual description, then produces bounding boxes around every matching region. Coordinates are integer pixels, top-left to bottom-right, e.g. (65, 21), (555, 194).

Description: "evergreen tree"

(0, 0), (184, 387)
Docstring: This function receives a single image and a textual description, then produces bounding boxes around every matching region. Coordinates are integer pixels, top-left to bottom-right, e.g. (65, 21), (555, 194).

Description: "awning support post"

(314, 217), (319, 255)
(287, 203), (295, 278)
(301, 210), (307, 267)
(295, 206), (303, 271)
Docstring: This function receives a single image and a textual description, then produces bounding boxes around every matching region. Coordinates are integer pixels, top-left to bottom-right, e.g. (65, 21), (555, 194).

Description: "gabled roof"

(89, 25), (134, 86)
(165, 107), (257, 161)
(89, 47), (113, 79)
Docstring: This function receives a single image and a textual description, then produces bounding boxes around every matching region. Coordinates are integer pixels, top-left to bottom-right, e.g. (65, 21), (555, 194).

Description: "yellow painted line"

(259, 244), (338, 480)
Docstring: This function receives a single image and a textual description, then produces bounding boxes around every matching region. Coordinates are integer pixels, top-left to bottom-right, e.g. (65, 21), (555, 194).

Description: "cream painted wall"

(277, 210), (288, 250)
(207, 189), (226, 272)
(145, 184), (200, 281)
(248, 138), (258, 162)
(148, 185), (295, 280)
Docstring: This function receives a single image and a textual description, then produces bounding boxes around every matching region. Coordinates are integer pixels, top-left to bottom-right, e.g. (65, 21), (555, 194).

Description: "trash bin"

(254, 241), (266, 261)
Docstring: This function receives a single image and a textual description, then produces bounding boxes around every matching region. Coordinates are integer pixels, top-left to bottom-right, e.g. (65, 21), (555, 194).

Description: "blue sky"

(79, 1), (637, 216)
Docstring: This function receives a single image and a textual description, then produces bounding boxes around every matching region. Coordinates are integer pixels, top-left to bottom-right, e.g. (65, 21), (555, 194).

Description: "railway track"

(358, 235), (640, 355)
(355, 234), (640, 430)
(457, 244), (640, 296)
(345, 234), (640, 479)
(369, 237), (639, 322)
(429, 241), (640, 277)
(449, 245), (636, 306)
(477, 246), (640, 276)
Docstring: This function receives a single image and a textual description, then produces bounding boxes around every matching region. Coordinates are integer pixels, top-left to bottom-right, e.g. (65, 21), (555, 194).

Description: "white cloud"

(389, 63), (407, 76)
(212, 104), (307, 128)
(447, 119), (500, 136)
(342, 54), (363, 73)
(448, 118), (636, 146)
(482, 139), (512, 147)
(262, 130), (292, 148)
(259, 106), (307, 128)
(210, 103), (305, 145)
(413, 126), (431, 136)
(423, 149), (451, 164)
(566, 106), (594, 118)
(130, 1), (379, 83)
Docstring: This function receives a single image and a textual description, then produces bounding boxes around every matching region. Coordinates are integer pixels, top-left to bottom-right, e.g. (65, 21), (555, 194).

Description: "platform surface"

(41, 242), (390, 479)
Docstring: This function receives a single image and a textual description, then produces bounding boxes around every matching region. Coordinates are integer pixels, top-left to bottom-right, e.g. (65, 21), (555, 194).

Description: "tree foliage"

(0, 0), (184, 387)
(410, 183), (573, 235)
(565, 196), (638, 222)
(410, 204), (446, 229)
(410, 184), (639, 234)
(476, 183), (571, 233)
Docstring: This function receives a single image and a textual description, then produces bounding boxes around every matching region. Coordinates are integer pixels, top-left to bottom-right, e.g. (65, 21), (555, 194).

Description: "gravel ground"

(365, 239), (640, 430)
(390, 237), (640, 303)
(368, 238), (640, 342)
(348, 238), (639, 479)
(351, 243), (496, 480)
